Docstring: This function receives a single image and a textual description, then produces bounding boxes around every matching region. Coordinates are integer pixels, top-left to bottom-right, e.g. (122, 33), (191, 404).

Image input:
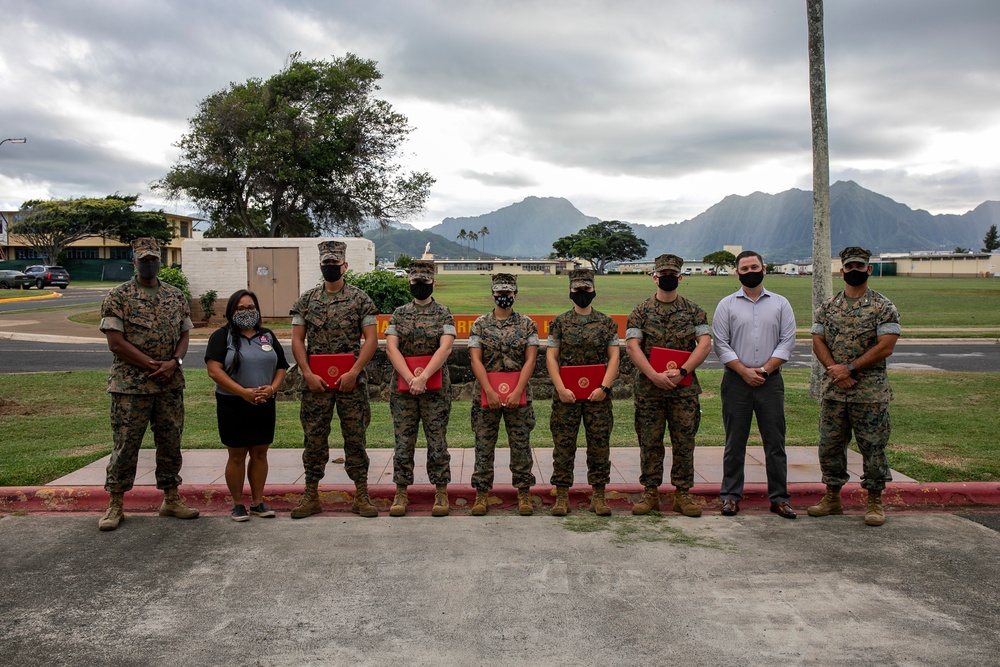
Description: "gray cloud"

(1, 0), (996, 219)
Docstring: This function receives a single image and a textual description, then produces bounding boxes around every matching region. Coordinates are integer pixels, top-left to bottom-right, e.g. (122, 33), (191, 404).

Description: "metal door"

(247, 248), (300, 318)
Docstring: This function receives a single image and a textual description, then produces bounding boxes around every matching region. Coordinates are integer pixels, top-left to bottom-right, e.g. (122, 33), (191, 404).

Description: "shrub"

(344, 269), (410, 314)
(199, 290), (218, 321)
(158, 266), (191, 299)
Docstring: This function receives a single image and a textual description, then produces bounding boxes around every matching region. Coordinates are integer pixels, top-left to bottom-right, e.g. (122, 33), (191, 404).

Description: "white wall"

(181, 237), (376, 299)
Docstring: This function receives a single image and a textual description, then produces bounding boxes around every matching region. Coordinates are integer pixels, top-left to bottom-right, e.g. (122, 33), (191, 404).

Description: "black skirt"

(215, 393), (277, 447)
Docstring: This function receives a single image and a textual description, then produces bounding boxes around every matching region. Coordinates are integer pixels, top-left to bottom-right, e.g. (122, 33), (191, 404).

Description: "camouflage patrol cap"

(491, 273), (517, 292)
(131, 237), (160, 260)
(654, 254), (684, 273)
(318, 240), (346, 263)
(569, 268), (595, 289)
(839, 246), (872, 265)
(409, 260), (436, 281)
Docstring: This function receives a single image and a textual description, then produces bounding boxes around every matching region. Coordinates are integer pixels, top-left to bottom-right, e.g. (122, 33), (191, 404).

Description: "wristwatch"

(761, 369), (769, 378)
(600, 385), (611, 394)
(678, 368), (688, 378)
(173, 356), (183, 367)
(847, 362), (856, 373)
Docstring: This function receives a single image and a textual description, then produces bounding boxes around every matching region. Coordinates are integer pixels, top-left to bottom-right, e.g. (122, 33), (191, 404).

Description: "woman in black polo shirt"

(206, 290), (289, 521)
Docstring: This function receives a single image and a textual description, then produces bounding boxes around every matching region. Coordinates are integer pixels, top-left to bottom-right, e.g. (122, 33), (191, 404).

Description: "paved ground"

(50, 446), (907, 488)
(1, 513), (998, 666)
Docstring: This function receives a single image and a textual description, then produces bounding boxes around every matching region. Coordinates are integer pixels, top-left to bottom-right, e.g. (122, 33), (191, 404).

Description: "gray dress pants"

(720, 368), (789, 504)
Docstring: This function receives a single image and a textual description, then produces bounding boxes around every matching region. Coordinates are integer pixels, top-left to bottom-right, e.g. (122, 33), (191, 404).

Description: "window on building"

(65, 248), (100, 259)
(180, 221), (191, 237)
(110, 248), (132, 260)
(16, 248), (44, 260)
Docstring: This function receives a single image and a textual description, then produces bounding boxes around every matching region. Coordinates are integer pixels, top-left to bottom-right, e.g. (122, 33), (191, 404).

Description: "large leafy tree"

(551, 220), (648, 274)
(11, 195), (171, 263)
(703, 250), (737, 271)
(155, 52), (434, 238)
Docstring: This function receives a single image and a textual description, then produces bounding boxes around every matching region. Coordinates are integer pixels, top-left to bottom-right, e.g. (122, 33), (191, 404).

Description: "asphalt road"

(0, 338), (997, 374)
(1, 513), (998, 666)
(0, 286), (108, 312)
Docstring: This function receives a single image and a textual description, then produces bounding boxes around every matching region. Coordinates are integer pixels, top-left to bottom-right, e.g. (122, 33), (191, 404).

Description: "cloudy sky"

(1, 0), (998, 229)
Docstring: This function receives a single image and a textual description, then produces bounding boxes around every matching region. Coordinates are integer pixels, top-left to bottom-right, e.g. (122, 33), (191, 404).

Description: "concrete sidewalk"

(5, 445), (997, 516)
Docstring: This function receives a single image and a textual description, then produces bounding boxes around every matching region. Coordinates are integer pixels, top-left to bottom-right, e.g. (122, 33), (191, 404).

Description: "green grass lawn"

(2, 369), (998, 486)
(59, 274), (1000, 336)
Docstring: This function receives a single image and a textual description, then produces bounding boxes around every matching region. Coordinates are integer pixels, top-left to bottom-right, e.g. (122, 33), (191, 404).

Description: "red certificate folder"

(559, 364), (606, 400)
(309, 353), (356, 389)
(481, 371), (527, 407)
(397, 355), (443, 391)
(649, 346), (693, 387)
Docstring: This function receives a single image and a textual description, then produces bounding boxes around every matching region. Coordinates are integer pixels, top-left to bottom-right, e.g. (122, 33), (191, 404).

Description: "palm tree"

(467, 231), (479, 255)
(478, 226), (490, 253)
(456, 229), (467, 258)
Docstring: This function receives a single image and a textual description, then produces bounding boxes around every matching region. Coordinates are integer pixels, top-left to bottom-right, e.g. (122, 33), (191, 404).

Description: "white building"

(181, 237), (376, 317)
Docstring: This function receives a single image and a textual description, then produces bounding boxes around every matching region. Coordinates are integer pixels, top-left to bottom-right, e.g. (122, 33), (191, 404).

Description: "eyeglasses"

(235, 306), (257, 313)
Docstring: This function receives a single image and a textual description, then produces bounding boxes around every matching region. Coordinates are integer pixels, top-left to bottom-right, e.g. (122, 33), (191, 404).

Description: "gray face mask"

(232, 311), (260, 331)
(136, 260), (160, 280)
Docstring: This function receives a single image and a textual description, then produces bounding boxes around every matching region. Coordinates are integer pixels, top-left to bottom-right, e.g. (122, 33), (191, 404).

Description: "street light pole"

(0, 137), (27, 148)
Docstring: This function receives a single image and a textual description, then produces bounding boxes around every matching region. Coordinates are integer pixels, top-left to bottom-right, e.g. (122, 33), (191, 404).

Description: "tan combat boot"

(517, 489), (533, 516)
(389, 484), (408, 517)
(632, 487), (660, 515)
(672, 489), (702, 517)
(471, 490), (489, 516)
(291, 481), (322, 519)
(591, 485), (611, 516)
(807, 486), (844, 517)
(98, 492), (124, 531)
(351, 481), (379, 518)
(864, 490), (885, 527)
(159, 488), (199, 519)
(551, 486), (570, 517)
(432, 484), (450, 517)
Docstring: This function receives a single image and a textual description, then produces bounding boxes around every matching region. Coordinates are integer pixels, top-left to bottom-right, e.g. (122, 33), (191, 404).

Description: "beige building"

(432, 258), (565, 276)
(1, 210), (197, 264)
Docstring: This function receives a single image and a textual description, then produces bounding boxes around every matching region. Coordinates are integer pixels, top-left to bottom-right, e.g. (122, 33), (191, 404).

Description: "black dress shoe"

(720, 499), (740, 516)
(770, 502), (797, 519)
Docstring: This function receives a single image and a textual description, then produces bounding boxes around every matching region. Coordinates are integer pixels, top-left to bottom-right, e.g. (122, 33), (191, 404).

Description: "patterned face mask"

(232, 311), (260, 331)
(494, 294), (515, 310)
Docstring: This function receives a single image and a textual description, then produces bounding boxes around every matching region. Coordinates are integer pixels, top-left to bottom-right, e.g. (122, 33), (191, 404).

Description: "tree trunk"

(807, 0), (833, 400)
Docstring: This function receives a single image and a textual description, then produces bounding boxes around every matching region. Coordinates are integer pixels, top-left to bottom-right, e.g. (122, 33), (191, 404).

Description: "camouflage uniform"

(626, 254), (711, 491)
(811, 252), (901, 492)
(469, 277), (540, 491)
(291, 275), (379, 485)
(386, 278), (457, 486)
(99, 239), (193, 493)
(547, 290), (619, 487)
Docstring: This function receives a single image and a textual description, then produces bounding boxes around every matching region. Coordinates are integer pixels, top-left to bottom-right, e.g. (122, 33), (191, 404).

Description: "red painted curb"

(2, 482), (997, 515)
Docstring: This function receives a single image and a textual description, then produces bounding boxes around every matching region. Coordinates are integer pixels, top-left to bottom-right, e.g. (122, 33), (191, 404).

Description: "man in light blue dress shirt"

(712, 251), (798, 519)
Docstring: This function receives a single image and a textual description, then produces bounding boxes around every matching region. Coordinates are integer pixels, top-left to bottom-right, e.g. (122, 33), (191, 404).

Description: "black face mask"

(570, 290), (596, 308)
(656, 275), (679, 292)
(136, 260), (160, 280)
(494, 294), (515, 310)
(410, 282), (434, 300)
(321, 264), (342, 283)
(843, 270), (869, 287)
(738, 271), (764, 288)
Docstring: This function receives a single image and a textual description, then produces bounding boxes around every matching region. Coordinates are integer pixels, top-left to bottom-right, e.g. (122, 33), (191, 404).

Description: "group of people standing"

(96, 238), (900, 531)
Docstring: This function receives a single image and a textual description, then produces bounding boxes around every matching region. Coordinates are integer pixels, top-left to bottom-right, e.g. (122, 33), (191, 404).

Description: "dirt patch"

(65, 444), (111, 457)
(0, 397), (46, 417)
(892, 443), (969, 468)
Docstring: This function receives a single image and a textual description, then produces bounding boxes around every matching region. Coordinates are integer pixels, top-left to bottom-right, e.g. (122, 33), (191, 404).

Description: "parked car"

(392, 269), (407, 278)
(717, 269), (729, 276)
(682, 268), (693, 276)
(23, 265), (71, 289)
(0, 269), (34, 289)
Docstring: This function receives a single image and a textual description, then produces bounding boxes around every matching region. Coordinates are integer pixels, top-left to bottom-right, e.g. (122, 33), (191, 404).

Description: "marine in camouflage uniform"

(809, 246), (901, 526)
(468, 273), (539, 515)
(290, 240), (380, 518)
(546, 269), (620, 516)
(385, 260), (457, 516)
(97, 237), (198, 531)
(625, 254), (712, 517)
